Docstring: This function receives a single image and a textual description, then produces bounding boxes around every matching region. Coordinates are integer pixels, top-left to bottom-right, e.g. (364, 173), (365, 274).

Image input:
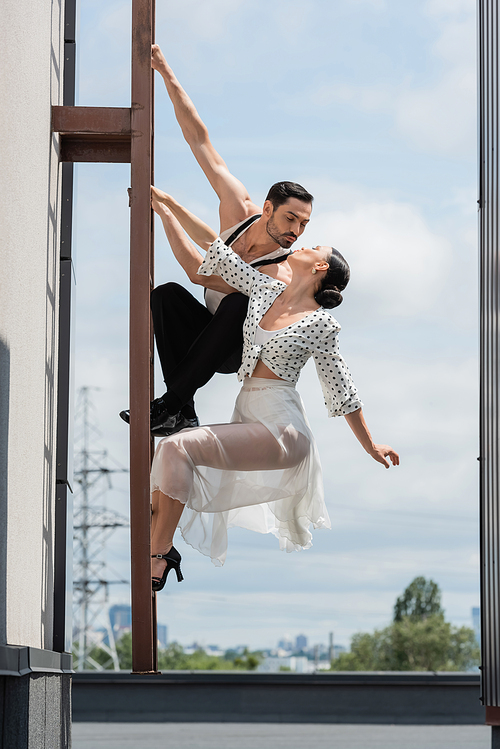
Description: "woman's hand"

(368, 444), (399, 469)
(344, 409), (399, 468)
(151, 185), (171, 215)
(150, 186), (218, 257)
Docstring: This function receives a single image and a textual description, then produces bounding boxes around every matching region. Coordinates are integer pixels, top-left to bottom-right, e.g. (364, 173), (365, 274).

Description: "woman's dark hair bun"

(314, 247), (350, 309)
(315, 285), (343, 309)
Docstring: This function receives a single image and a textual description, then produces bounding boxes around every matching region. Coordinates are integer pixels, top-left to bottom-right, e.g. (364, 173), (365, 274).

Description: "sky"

(72, 0), (478, 651)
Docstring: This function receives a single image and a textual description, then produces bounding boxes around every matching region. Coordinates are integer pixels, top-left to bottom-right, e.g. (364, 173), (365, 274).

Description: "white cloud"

(305, 1), (476, 158)
(393, 1), (476, 154)
(395, 55), (475, 155)
(300, 196), (452, 319)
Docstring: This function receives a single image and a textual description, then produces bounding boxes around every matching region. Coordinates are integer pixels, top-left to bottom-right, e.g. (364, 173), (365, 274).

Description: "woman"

(150, 193), (399, 590)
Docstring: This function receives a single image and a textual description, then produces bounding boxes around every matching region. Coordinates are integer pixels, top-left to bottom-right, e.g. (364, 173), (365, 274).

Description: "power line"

(72, 386), (129, 671)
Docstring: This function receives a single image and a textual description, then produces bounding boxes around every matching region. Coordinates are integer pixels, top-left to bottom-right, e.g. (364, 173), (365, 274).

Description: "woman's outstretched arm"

(197, 238), (279, 297)
(152, 186), (217, 251)
(344, 408), (399, 468)
(151, 191), (234, 293)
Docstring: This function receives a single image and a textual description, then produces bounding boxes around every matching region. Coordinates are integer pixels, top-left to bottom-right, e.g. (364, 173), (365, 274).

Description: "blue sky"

(72, 0), (478, 650)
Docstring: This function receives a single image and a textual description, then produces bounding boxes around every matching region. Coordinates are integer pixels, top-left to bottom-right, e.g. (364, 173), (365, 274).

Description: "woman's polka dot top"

(198, 238), (363, 417)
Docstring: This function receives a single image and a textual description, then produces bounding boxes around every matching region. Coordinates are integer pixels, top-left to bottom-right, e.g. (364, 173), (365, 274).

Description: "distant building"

(295, 634), (308, 650)
(472, 607), (480, 644)
(109, 604), (132, 637)
(277, 636), (293, 652)
(108, 604), (168, 649)
(205, 645), (226, 657)
(258, 656), (331, 674)
(157, 624), (168, 649)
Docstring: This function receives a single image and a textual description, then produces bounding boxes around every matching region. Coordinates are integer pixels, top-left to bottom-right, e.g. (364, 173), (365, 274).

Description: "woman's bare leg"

(151, 489), (185, 579)
(150, 421), (309, 578)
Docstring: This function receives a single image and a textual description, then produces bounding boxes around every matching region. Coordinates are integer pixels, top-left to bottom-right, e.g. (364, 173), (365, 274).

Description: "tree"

(394, 576), (443, 622)
(116, 631), (132, 670)
(231, 647), (262, 671)
(330, 631), (390, 671)
(331, 617), (479, 672)
(390, 615), (479, 671)
(72, 641), (116, 670)
(331, 577), (480, 672)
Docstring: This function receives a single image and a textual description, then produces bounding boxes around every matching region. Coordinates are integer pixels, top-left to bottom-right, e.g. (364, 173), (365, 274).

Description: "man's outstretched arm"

(152, 44), (261, 230)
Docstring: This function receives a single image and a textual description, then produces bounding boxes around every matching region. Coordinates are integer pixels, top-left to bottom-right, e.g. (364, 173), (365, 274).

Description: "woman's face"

(289, 245), (331, 272)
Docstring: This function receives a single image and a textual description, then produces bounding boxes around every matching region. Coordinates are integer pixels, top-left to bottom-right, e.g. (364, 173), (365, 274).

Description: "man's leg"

(124, 281), (249, 434)
(162, 291), (248, 409)
(121, 282), (211, 425)
(152, 290), (249, 424)
(151, 281), (213, 391)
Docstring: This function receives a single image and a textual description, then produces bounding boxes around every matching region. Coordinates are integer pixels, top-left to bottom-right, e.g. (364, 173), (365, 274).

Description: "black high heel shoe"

(151, 546), (184, 592)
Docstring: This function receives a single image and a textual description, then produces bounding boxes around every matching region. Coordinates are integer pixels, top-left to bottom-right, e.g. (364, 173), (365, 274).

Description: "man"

(121, 45), (314, 435)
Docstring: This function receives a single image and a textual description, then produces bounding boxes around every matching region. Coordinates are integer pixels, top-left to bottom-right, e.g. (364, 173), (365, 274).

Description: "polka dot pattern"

(198, 239), (363, 417)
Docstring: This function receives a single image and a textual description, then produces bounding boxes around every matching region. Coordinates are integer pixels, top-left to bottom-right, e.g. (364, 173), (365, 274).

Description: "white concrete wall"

(0, 0), (64, 649)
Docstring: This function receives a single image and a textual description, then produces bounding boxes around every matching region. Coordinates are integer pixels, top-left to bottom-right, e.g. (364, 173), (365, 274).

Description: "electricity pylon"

(72, 386), (129, 670)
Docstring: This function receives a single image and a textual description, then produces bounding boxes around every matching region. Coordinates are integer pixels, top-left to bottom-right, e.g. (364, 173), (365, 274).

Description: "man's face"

(265, 198), (312, 249)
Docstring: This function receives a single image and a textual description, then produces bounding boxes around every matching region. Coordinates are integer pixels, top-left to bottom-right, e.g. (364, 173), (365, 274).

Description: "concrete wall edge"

(0, 644), (72, 676)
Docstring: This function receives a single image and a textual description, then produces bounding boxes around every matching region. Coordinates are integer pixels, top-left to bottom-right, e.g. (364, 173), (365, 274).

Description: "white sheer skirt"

(150, 377), (330, 566)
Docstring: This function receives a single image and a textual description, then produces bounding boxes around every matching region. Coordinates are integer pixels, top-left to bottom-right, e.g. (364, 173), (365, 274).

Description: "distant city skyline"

(99, 602), (480, 654)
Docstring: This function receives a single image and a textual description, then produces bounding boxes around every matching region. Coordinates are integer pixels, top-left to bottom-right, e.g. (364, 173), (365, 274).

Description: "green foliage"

(330, 631), (390, 672)
(331, 577), (480, 672)
(116, 631), (132, 671)
(158, 643), (263, 671)
(231, 647), (262, 671)
(114, 635), (263, 672)
(390, 615), (479, 671)
(72, 642), (116, 670)
(394, 576), (443, 622)
(330, 615), (479, 672)
(158, 643), (235, 671)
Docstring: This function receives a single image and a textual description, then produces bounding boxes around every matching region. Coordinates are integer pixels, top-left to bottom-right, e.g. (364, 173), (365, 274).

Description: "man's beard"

(266, 216), (296, 248)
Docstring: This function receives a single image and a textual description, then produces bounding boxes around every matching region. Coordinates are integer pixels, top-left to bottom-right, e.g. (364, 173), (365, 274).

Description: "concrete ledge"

(0, 645), (72, 676)
(72, 671), (484, 724)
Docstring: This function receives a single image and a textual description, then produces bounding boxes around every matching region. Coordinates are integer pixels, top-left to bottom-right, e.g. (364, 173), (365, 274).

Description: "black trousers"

(151, 282), (249, 407)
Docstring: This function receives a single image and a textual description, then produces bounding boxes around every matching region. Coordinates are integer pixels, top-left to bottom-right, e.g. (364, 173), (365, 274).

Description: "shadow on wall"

(0, 337), (9, 645)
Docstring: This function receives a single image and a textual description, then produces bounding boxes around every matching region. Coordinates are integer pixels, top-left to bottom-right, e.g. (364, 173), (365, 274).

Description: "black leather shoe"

(119, 394), (169, 425)
(150, 411), (200, 438)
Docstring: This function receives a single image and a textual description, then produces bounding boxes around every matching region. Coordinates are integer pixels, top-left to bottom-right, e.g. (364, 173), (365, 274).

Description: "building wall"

(0, 0), (64, 650)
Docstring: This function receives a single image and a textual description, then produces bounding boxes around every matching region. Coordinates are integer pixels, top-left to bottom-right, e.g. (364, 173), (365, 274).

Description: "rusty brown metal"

(59, 135), (131, 163)
(129, 0), (156, 673)
(149, 1), (157, 670)
(52, 106), (132, 163)
(486, 706), (500, 725)
(52, 105), (131, 134)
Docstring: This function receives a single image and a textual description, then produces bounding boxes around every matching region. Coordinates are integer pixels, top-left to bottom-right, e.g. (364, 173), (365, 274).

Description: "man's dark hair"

(265, 181), (314, 209)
